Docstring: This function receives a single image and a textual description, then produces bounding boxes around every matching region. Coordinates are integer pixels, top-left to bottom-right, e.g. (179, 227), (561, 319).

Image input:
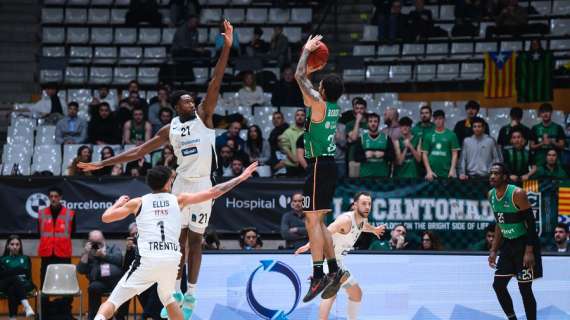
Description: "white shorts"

(107, 256), (180, 309)
(335, 252), (358, 288)
(172, 176), (213, 234)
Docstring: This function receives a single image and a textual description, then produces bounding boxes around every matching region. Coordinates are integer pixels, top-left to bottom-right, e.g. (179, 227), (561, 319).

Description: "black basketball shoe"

(302, 275), (330, 303)
(321, 269), (348, 299)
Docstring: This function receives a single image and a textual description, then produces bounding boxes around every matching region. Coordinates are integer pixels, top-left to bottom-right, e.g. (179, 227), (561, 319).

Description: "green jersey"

(394, 135), (420, 178)
(412, 122), (435, 142)
(531, 121), (565, 166)
(304, 102), (340, 158)
(533, 164), (568, 179)
(489, 184), (527, 239)
(0, 255), (33, 289)
(360, 131), (391, 177)
(502, 148), (534, 176)
(421, 129), (460, 178)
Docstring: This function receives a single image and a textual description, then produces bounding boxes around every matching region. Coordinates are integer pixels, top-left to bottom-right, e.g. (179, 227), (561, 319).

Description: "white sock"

(186, 283), (197, 295)
(21, 299), (31, 309)
(347, 300), (361, 320)
(94, 315), (107, 320)
(175, 279), (182, 292)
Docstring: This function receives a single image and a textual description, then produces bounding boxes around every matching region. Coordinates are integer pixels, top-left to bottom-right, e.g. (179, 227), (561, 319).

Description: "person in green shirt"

(502, 128), (537, 183)
(532, 148), (569, 179)
(369, 224), (408, 250)
(530, 103), (565, 167)
(470, 223), (496, 251)
(488, 163), (542, 320)
(0, 235), (35, 318)
(394, 117), (421, 178)
(411, 104), (435, 143)
(345, 97), (368, 177)
(278, 109), (306, 177)
(355, 113), (395, 177)
(295, 35), (346, 302)
(421, 110), (460, 180)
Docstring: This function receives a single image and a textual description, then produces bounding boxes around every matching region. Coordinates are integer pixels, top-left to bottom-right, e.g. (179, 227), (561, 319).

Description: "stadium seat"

(553, 0), (570, 14)
(401, 6), (413, 14)
(439, 5), (455, 20)
(424, 5), (438, 19)
(426, 43), (448, 59)
(451, 42), (473, 58)
(201, 9), (222, 23)
(551, 19), (570, 35)
(435, 23), (453, 36)
(343, 69), (366, 82)
(479, 21), (494, 37)
(32, 145), (62, 176)
(65, 67), (87, 84)
(162, 28), (176, 44)
(460, 62), (483, 80)
(89, 67), (113, 84)
(475, 42), (498, 55)
(269, 8), (289, 23)
(366, 65), (389, 82)
(143, 47), (167, 64)
(389, 65), (412, 82)
(252, 106), (278, 138)
(206, 0), (229, 4)
(237, 27), (253, 44)
(41, 265), (82, 317)
(500, 40), (523, 52)
(2, 160), (32, 176)
(246, 8), (267, 23)
(35, 126), (57, 146)
(66, 27), (89, 44)
(2, 143), (32, 164)
(91, 0), (113, 5)
(115, 0), (131, 6)
(65, 8), (87, 24)
(138, 67), (160, 85)
(40, 69), (64, 83)
(69, 46), (92, 63)
(119, 47), (143, 64)
(44, 0), (66, 5)
(61, 145), (83, 175)
(377, 44), (400, 58)
(138, 28), (161, 44)
(12, 117), (37, 130)
(436, 63), (459, 80)
(42, 8), (64, 24)
(531, 1), (551, 15)
(362, 25), (378, 41)
(193, 68), (209, 84)
(114, 28), (137, 44)
(415, 64), (436, 81)
(550, 39), (570, 55)
(290, 8), (312, 24)
(68, 0), (90, 5)
(92, 145), (122, 161)
(283, 27), (301, 43)
(231, 0), (251, 4)
(111, 9), (128, 24)
(7, 126), (34, 146)
(402, 44), (424, 58)
(113, 67), (137, 84)
(208, 28), (219, 44)
(43, 27), (65, 44)
(224, 9), (245, 23)
(42, 46), (66, 58)
(260, 27), (274, 42)
(67, 89), (92, 107)
(93, 47), (117, 64)
(353, 45), (375, 56)
(90, 27), (113, 44)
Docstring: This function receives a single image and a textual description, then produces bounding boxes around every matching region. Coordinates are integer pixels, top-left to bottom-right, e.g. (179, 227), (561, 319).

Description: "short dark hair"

(399, 116), (413, 127)
(509, 107), (523, 120)
(433, 109), (445, 118)
(472, 117), (485, 126)
(280, 64), (293, 73)
(485, 223), (496, 234)
(510, 126), (524, 137)
(48, 187), (62, 196)
(538, 103), (553, 114)
(159, 107), (173, 116)
(352, 97), (367, 108)
(491, 162), (509, 176)
(367, 112), (380, 121)
(132, 107), (144, 115)
(273, 111), (283, 117)
(353, 191), (371, 203)
(99, 101), (110, 109)
(146, 166), (172, 191)
(420, 104), (432, 113)
(465, 100), (480, 111)
(393, 223), (407, 232)
(68, 101), (79, 109)
(555, 222), (569, 233)
(321, 74), (344, 103)
(170, 90), (192, 106)
(128, 80), (139, 87)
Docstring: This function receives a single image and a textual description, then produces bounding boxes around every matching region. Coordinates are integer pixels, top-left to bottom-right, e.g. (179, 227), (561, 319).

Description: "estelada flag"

(484, 51), (517, 98)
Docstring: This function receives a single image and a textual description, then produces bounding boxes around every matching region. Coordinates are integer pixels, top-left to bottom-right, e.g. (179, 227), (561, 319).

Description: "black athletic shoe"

(321, 270), (347, 299)
(302, 276), (329, 303)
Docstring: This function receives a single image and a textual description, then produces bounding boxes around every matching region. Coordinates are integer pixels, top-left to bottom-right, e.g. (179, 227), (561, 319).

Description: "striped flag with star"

(558, 181), (570, 224)
(484, 51), (517, 98)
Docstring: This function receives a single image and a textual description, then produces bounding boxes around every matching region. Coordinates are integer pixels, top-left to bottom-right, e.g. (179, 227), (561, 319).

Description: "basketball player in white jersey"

(93, 162), (258, 320)
(295, 192), (385, 320)
(79, 20), (234, 318)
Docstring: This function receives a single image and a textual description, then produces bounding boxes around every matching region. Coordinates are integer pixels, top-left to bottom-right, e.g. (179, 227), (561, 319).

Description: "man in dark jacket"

(453, 100), (489, 145)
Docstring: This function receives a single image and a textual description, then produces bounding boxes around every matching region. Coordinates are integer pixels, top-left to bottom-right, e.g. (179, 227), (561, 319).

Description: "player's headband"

(180, 94), (192, 100)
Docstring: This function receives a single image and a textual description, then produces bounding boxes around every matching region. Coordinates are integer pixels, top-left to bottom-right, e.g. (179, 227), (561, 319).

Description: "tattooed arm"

(295, 35), (326, 121)
(178, 162), (258, 207)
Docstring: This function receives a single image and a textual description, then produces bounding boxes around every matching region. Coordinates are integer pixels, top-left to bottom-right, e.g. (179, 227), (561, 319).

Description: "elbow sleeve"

(522, 208), (538, 246)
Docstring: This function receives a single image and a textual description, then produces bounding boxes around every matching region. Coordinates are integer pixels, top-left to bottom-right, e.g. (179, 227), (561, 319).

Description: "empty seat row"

(43, 0), (254, 7)
(42, 27), (175, 45)
(200, 7), (311, 24)
(342, 63), (484, 83)
(42, 7), (172, 25)
(45, 46), (168, 64)
(40, 66), (160, 85)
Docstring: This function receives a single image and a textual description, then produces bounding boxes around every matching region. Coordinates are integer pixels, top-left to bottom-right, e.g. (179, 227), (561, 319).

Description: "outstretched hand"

(294, 243), (310, 255)
(240, 161), (259, 181)
(77, 161), (103, 172)
(303, 34), (323, 52)
(221, 19), (234, 48)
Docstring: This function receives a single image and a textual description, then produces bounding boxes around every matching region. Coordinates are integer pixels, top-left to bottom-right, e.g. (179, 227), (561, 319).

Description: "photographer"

(77, 230), (123, 320)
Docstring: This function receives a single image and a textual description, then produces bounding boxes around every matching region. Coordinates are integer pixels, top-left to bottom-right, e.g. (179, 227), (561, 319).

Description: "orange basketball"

(307, 41), (329, 71)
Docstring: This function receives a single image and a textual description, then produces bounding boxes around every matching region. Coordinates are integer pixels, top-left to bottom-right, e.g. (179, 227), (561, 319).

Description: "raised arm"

(197, 20), (233, 129)
(178, 162), (258, 207)
(295, 35), (326, 116)
(102, 196), (141, 223)
(78, 124), (170, 171)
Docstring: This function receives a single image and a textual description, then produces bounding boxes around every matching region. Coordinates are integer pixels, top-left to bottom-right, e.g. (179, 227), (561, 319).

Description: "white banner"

(191, 253), (570, 320)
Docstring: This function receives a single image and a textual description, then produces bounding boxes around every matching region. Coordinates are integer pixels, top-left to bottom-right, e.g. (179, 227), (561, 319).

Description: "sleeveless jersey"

(304, 101), (340, 158)
(332, 211), (363, 257)
(169, 116), (216, 179)
(136, 193), (182, 258)
(489, 184), (527, 239)
(360, 131), (390, 177)
(130, 122), (145, 144)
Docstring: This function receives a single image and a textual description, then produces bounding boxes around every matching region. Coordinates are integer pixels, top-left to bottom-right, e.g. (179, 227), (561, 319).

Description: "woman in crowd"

(420, 230), (443, 251)
(68, 145), (93, 176)
(0, 235), (35, 319)
(155, 145), (178, 170)
(244, 125), (271, 165)
(93, 146), (115, 176)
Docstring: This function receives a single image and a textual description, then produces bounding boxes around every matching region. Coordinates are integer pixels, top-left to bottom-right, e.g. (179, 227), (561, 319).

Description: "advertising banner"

(193, 253), (570, 320)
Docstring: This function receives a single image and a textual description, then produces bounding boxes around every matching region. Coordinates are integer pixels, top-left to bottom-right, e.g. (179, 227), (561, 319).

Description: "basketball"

(307, 41), (329, 71)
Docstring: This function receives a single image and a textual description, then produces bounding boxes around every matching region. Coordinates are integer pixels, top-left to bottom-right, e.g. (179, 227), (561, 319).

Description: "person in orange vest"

(38, 187), (75, 317)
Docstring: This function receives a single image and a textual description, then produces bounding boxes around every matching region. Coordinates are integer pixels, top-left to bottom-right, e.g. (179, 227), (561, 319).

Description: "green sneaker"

(160, 292), (184, 318)
(182, 293), (196, 320)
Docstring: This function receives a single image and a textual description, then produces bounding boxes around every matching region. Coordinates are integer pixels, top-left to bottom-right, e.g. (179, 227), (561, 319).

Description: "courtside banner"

(194, 253), (570, 320)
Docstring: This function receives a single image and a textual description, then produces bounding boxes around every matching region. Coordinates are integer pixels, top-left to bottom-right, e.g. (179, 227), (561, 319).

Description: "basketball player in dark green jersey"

(295, 35), (346, 303)
(488, 163), (542, 320)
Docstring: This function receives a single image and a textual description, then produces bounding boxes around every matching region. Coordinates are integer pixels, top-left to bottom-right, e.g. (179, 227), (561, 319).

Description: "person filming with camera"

(77, 230), (124, 320)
